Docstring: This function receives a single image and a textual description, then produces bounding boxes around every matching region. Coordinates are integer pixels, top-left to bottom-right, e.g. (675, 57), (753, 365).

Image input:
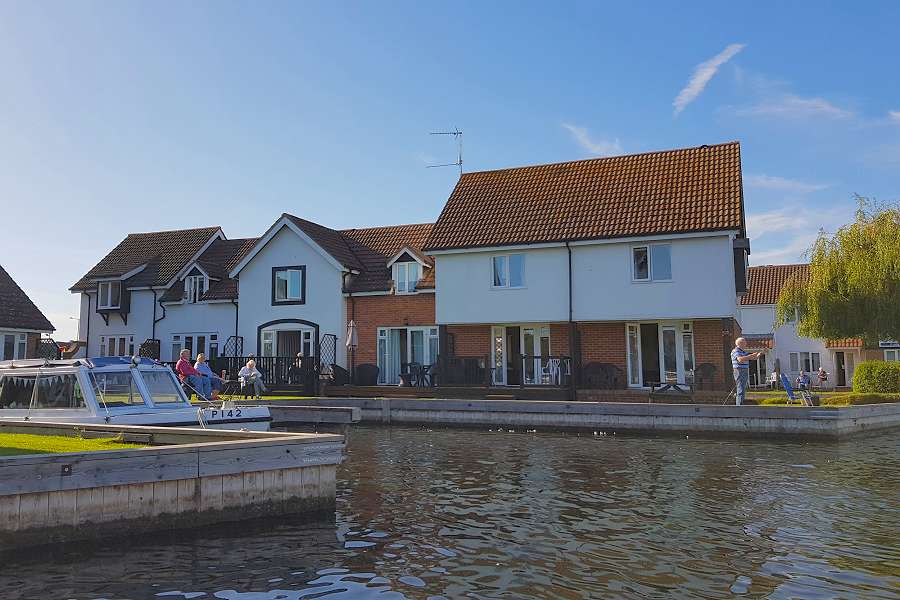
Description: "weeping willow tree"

(776, 197), (900, 343)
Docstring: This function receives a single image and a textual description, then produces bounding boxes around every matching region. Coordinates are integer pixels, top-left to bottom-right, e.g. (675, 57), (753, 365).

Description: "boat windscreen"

(89, 372), (146, 407)
(139, 370), (187, 405)
(0, 373), (87, 409)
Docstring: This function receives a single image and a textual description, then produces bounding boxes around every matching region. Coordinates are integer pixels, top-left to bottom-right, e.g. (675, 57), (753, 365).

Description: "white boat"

(0, 357), (271, 430)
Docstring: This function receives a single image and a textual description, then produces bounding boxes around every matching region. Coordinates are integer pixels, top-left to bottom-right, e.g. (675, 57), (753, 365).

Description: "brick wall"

(577, 323), (628, 371)
(693, 318), (741, 391)
(25, 333), (41, 359)
(347, 293), (436, 366)
(445, 325), (492, 357)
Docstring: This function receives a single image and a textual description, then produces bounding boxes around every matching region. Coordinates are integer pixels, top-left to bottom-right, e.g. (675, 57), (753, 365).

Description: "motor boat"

(0, 357), (271, 430)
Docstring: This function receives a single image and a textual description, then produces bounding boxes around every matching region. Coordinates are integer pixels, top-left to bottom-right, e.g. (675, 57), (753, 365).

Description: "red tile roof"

(0, 264), (54, 332)
(825, 338), (864, 349)
(341, 223), (434, 293)
(71, 227), (221, 291)
(741, 264), (809, 306)
(424, 141), (744, 251)
(160, 237), (259, 302)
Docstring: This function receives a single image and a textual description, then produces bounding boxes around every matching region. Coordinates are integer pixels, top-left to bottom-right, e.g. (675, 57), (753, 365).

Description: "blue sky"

(1, 1), (898, 340)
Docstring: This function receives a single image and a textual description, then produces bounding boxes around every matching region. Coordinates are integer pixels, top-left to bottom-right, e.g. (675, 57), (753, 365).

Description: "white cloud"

(673, 43), (745, 115)
(561, 123), (623, 156)
(750, 234), (818, 266)
(734, 94), (854, 120)
(745, 174), (829, 194)
(889, 110), (900, 123)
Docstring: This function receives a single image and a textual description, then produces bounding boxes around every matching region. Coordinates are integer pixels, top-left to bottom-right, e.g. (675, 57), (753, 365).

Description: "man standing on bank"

(731, 338), (765, 405)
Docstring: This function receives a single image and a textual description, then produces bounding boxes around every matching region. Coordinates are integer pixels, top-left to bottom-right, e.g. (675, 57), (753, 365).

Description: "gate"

(139, 339), (161, 359)
(319, 334), (337, 379)
(34, 337), (61, 360)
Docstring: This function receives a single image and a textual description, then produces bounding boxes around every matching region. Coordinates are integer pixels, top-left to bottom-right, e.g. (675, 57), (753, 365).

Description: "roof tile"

(424, 142), (745, 251)
(0, 264), (54, 332)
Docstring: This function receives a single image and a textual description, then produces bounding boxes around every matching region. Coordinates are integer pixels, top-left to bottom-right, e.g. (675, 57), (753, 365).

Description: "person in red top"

(175, 349), (207, 399)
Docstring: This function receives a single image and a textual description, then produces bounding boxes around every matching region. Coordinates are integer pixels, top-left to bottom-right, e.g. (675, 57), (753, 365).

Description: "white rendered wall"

(435, 235), (738, 325)
(77, 290), (154, 357)
(156, 301), (239, 361)
(235, 226), (347, 365)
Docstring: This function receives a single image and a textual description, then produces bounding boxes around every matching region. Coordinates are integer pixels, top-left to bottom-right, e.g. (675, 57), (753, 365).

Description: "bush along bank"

(754, 392), (900, 406)
(853, 360), (900, 393)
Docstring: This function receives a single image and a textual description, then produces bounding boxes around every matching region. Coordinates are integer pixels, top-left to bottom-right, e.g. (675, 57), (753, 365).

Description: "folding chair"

(780, 374), (812, 406)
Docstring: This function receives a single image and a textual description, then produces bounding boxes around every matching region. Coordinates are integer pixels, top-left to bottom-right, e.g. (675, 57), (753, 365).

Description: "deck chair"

(780, 373), (812, 406)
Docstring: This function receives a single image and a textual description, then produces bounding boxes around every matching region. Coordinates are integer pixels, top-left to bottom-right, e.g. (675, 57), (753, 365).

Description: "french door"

(626, 322), (695, 387)
(490, 325), (550, 385)
(377, 327), (439, 384)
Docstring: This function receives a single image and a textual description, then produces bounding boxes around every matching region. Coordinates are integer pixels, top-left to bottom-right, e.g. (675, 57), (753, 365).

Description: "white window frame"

(0, 332), (28, 361)
(97, 281), (122, 309)
(885, 349), (900, 362)
(273, 267), (305, 303)
(624, 321), (694, 387)
(376, 326), (439, 384)
(184, 275), (206, 303)
(100, 335), (134, 357)
(631, 243), (672, 282)
(172, 333), (217, 359)
(491, 254), (525, 289)
(392, 262), (420, 294)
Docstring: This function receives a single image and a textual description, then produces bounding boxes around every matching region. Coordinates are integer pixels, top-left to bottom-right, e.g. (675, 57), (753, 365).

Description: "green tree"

(776, 197), (900, 342)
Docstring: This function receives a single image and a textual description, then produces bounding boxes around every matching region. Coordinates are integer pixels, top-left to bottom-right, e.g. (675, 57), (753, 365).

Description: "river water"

(3, 426), (899, 599)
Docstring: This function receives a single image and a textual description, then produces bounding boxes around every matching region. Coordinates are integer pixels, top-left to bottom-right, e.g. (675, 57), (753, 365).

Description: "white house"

(740, 264), (899, 388)
(423, 141), (751, 391)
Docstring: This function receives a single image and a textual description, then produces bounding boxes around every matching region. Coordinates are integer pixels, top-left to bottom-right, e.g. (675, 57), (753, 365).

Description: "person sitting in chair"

(194, 353), (221, 400)
(797, 370), (811, 391)
(239, 359), (267, 399)
(175, 349), (207, 400)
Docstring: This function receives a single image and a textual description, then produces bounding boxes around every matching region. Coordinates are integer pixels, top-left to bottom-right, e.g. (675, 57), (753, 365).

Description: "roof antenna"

(426, 128), (463, 175)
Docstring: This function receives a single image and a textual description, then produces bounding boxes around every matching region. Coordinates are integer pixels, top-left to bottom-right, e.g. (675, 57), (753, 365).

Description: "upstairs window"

(632, 244), (672, 282)
(184, 275), (206, 303)
(393, 262), (420, 293)
(492, 254), (525, 288)
(98, 281), (122, 309)
(272, 266), (305, 304)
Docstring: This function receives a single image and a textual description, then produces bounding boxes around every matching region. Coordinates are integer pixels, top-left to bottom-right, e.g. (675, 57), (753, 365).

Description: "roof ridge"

(460, 141), (741, 177)
(340, 222), (434, 233)
(125, 225), (221, 237)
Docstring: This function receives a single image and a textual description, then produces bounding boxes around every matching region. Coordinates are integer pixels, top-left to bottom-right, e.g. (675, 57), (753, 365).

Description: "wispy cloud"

(889, 110), (900, 123)
(561, 123), (623, 156)
(414, 151), (437, 165)
(734, 94), (854, 120)
(745, 174), (829, 194)
(750, 234), (818, 266)
(673, 43), (745, 115)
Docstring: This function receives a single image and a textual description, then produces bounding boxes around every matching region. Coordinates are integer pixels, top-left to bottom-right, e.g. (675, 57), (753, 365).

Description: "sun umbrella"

(346, 320), (358, 349)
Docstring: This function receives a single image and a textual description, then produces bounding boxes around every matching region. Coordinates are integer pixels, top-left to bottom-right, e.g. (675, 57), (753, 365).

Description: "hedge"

(852, 360), (900, 393)
(754, 392), (900, 406)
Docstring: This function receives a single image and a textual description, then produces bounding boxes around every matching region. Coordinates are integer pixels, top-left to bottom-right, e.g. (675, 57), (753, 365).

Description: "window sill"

(631, 279), (672, 284)
(490, 286), (527, 290)
(272, 299), (305, 306)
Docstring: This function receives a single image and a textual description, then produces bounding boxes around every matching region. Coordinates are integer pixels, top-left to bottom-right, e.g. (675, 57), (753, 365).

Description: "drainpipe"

(231, 299), (239, 353)
(153, 291), (167, 359)
(566, 241), (577, 400)
(151, 289), (158, 339)
(84, 293), (91, 357)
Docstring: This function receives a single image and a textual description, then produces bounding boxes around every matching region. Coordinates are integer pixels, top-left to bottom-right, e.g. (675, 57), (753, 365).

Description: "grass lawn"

(0, 433), (145, 457)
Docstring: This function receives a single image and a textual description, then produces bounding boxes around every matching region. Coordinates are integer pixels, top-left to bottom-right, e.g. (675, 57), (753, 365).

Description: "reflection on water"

(2, 426), (899, 599)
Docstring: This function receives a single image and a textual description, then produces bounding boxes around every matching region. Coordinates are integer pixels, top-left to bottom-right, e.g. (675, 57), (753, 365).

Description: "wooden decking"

(323, 384), (571, 401)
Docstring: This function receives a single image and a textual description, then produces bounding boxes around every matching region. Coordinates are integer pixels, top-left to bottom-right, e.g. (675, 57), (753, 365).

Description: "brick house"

(424, 142), (751, 392)
(0, 264), (55, 360)
(741, 264), (899, 388)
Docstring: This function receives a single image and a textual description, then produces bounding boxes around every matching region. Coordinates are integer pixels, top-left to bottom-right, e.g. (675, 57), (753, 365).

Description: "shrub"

(820, 392), (900, 406)
(852, 360), (900, 393)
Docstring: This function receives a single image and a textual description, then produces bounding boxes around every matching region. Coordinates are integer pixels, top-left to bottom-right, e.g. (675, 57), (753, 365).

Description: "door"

(640, 324), (661, 384)
(835, 352), (846, 387)
(506, 327), (521, 385)
(277, 331), (300, 357)
(659, 326), (677, 383)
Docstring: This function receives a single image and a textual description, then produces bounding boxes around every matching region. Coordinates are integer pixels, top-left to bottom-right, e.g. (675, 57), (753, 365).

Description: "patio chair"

(779, 373), (813, 406)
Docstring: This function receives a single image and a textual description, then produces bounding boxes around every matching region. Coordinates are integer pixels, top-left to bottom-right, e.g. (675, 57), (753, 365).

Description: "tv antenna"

(426, 128), (463, 175)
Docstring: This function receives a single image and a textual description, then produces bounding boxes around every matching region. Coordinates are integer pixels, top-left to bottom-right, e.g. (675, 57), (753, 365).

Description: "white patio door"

(491, 326), (506, 385)
(520, 326), (550, 384)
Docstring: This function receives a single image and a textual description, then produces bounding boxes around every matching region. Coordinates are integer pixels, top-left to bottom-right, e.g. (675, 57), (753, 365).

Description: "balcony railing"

(519, 355), (573, 387)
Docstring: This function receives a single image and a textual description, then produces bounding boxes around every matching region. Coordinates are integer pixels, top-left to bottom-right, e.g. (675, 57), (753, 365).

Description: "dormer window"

(185, 275), (206, 303)
(98, 281), (121, 309)
(393, 262), (420, 294)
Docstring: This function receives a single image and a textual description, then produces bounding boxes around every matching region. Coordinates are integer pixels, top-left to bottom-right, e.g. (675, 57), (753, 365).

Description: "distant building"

(739, 264), (898, 388)
(0, 264), (55, 360)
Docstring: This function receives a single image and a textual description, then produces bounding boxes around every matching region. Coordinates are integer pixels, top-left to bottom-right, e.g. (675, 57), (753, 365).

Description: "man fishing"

(731, 337), (765, 405)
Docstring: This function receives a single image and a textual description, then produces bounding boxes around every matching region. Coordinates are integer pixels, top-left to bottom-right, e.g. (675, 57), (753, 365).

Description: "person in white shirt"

(238, 359), (266, 398)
